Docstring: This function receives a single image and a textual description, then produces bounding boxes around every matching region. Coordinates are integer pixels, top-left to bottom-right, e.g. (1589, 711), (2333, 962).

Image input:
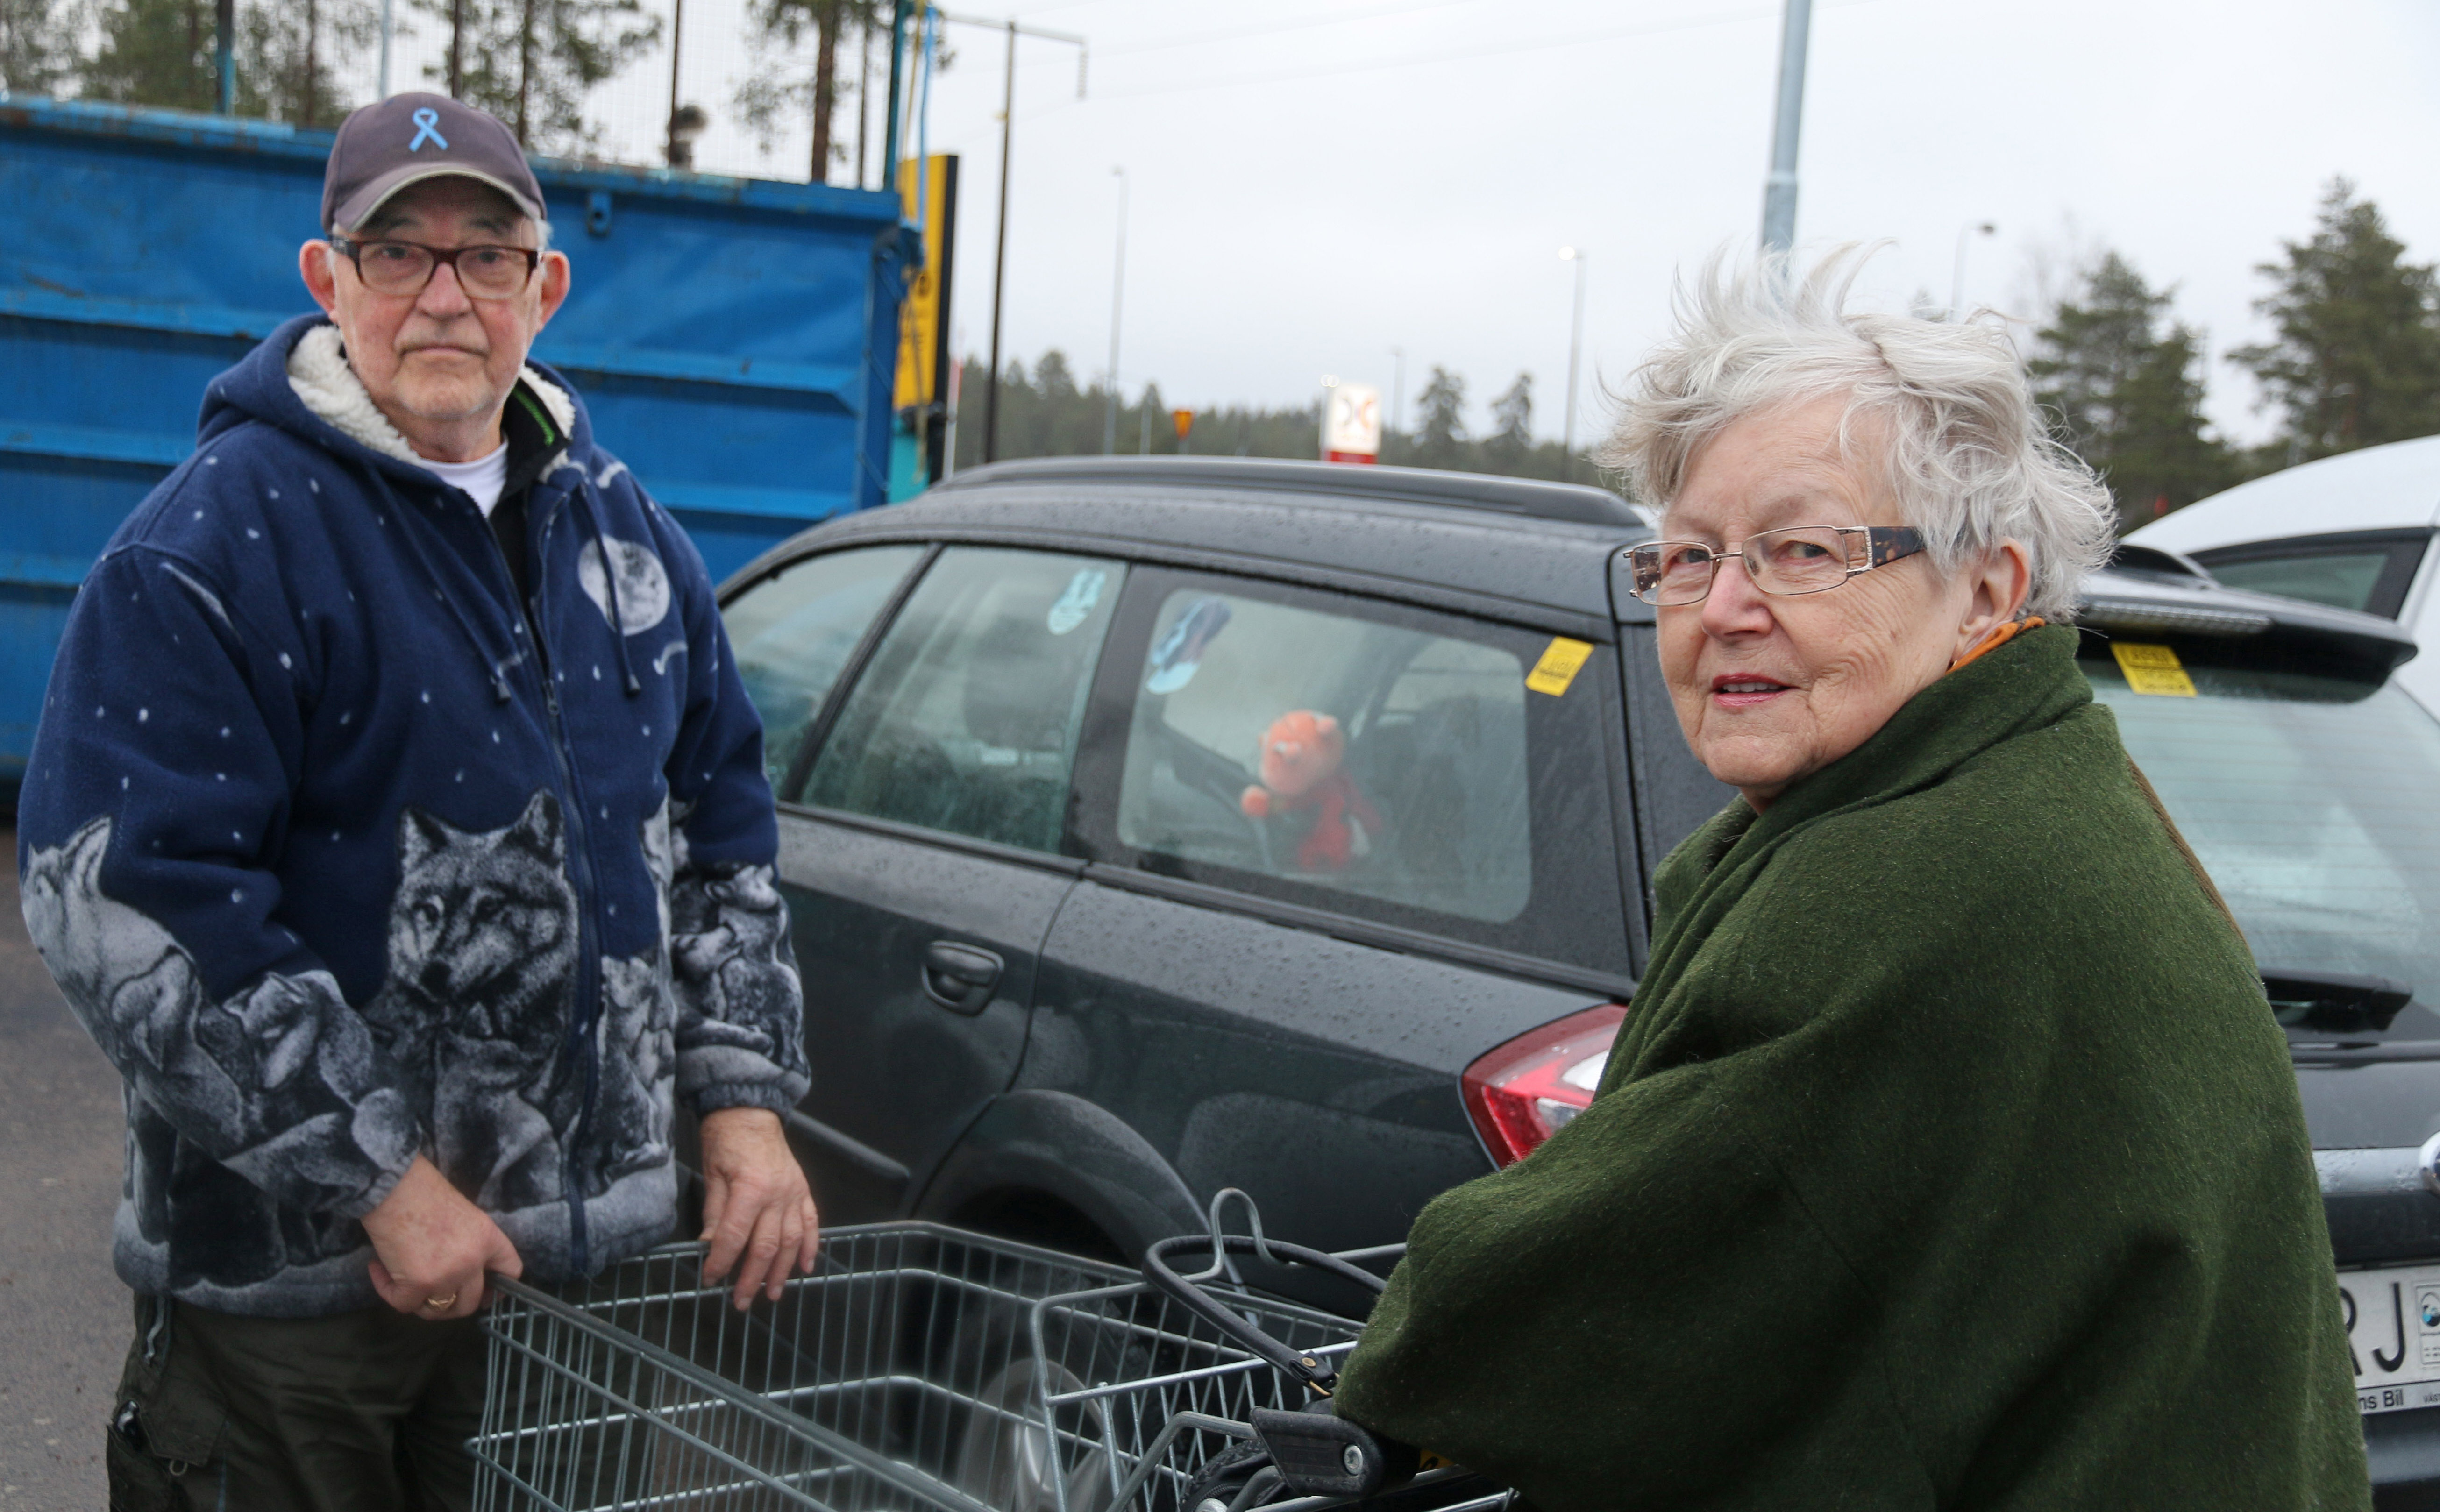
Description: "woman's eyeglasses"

(1624, 525), (1926, 606)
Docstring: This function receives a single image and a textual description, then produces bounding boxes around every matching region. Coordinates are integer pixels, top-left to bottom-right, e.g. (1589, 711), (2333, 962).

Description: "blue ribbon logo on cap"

(407, 108), (448, 152)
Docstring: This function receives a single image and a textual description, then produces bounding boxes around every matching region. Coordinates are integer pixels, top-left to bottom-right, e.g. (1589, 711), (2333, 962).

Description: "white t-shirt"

(419, 441), (512, 517)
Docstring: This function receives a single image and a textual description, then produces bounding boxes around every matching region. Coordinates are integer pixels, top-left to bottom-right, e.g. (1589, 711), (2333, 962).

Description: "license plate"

(2341, 1264), (2440, 1414)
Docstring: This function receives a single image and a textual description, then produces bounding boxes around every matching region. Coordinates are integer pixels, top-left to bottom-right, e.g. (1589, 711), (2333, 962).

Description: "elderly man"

(17, 93), (818, 1509)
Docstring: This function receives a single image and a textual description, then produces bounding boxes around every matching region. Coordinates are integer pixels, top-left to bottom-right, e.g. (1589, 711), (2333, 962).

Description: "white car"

(2127, 434), (2440, 715)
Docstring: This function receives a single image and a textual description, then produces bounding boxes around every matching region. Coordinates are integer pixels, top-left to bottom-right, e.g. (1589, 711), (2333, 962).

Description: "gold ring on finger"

(423, 1292), (459, 1310)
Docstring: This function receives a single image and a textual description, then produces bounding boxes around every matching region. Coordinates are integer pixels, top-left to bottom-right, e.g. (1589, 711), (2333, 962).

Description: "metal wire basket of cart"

(1023, 1198), (1507, 1512)
(469, 1200), (1506, 1512)
(471, 1223), (1134, 1511)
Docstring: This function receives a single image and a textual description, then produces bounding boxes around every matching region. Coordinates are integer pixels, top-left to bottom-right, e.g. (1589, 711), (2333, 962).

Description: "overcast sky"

(654, 0), (2440, 448)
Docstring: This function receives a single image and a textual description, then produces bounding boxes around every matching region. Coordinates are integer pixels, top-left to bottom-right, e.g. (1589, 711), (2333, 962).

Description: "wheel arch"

(914, 1089), (1204, 1262)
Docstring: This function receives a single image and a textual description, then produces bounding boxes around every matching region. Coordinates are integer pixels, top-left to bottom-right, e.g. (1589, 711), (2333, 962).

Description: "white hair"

(1598, 245), (2116, 621)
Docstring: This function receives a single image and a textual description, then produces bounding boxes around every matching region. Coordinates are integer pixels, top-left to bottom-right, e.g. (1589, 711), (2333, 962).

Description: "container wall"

(0, 95), (907, 787)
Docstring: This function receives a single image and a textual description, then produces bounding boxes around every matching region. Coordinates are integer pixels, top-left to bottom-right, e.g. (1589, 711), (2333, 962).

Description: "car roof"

(2127, 434), (2440, 553)
(2079, 560), (2418, 680)
(753, 459), (1658, 623)
(932, 455), (1657, 528)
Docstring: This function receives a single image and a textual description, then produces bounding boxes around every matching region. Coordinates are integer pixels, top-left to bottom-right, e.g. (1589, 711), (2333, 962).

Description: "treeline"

(951, 351), (1593, 484)
(0, 0), (884, 162)
(956, 178), (2440, 530)
(2030, 177), (2440, 530)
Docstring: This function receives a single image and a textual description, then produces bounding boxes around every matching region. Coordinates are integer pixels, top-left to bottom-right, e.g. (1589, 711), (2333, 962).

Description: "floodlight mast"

(1759, 0), (1812, 254)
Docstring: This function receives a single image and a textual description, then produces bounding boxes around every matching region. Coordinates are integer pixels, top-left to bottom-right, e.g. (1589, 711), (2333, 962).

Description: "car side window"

(804, 547), (1124, 853)
(721, 544), (925, 794)
(1097, 576), (1630, 973)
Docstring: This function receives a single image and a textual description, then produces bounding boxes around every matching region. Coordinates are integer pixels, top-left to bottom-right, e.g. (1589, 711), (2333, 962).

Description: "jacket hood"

(199, 313), (591, 479)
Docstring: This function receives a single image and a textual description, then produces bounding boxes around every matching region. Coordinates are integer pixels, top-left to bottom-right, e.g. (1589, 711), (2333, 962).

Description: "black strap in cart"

(1137, 1194), (1481, 1507)
(1139, 1229), (1389, 1396)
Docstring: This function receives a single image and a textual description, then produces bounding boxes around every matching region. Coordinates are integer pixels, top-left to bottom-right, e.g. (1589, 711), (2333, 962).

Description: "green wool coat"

(1333, 625), (2369, 1510)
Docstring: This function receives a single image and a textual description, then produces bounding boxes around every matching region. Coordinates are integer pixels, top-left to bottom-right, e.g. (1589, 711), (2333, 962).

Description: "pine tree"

(1487, 373), (1533, 471)
(736, 0), (889, 182)
(2030, 251), (2234, 530)
(238, 0), (377, 125)
(2231, 178), (2440, 461)
(414, 0), (659, 150)
(82, 0), (221, 109)
(1, 0), (82, 93)
(1412, 367), (1468, 471)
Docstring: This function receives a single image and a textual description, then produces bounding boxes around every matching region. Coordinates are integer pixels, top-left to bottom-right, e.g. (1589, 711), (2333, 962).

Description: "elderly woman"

(1327, 255), (2367, 1509)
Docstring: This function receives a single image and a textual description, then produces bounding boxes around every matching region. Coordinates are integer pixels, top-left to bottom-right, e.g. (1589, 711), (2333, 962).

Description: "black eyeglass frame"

(327, 236), (544, 299)
(1625, 525), (1928, 605)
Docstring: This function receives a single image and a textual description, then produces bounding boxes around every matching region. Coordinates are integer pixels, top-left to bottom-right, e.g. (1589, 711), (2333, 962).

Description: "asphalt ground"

(0, 824), (127, 1509)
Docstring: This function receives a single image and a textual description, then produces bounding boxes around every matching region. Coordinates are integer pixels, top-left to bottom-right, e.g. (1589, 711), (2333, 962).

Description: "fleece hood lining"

(285, 323), (578, 466)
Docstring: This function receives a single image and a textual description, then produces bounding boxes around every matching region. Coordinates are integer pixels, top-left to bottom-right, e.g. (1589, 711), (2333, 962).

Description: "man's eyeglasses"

(329, 236), (541, 300)
(1624, 525), (1926, 606)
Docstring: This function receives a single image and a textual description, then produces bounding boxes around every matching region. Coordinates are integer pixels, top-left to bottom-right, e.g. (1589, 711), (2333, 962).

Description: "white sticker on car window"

(1047, 569), (1108, 636)
(1145, 596), (1234, 693)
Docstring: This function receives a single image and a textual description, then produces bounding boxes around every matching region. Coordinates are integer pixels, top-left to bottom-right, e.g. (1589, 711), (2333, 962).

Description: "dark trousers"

(107, 1292), (488, 1512)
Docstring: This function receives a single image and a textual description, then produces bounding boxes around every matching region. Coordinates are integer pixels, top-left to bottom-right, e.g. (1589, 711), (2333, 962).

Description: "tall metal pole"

(1559, 247), (1587, 467)
(378, 0), (394, 97)
(214, 0), (235, 112)
(1388, 347), (1404, 443)
(665, 0), (684, 164)
(982, 19), (1017, 463)
(1102, 167), (1128, 455)
(1758, 0), (1812, 254)
(1950, 221), (1995, 320)
(881, 0), (909, 187)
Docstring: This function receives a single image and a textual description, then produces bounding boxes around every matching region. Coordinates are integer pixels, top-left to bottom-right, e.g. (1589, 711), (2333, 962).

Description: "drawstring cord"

(369, 467), (518, 705)
(577, 481), (643, 696)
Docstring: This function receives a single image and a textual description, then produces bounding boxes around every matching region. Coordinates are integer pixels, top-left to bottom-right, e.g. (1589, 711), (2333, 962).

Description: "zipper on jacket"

(508, 483), (606, 1275)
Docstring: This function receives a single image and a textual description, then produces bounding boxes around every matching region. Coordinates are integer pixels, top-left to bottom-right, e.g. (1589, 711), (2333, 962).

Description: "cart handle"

(1140, 1232), (1388, 1393)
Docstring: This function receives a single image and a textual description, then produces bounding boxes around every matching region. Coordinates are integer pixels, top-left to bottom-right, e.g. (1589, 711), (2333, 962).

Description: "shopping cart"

(469, 1195), (1508, 1512)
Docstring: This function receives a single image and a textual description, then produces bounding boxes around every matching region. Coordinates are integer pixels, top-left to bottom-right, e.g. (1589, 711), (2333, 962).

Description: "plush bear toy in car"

(1240, 710), (1384, 873)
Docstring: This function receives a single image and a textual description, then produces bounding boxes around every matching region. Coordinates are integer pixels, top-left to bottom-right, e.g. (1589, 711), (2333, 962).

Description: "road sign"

(1324, 382), (1381, 464)
(1172, 408), (1195, 440)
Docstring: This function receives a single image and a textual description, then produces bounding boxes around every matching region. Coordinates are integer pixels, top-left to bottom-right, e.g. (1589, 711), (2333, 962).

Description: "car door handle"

(921, 941), (1003, 1015)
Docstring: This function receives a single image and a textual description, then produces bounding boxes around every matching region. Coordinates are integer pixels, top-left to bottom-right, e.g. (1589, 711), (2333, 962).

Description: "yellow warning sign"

(2110, 641), (2197, 697)
(1526, 637), (1594, 696)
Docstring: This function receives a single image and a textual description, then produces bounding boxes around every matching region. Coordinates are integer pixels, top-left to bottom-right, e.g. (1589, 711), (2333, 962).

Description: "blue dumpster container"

(0, 94), (911, 793)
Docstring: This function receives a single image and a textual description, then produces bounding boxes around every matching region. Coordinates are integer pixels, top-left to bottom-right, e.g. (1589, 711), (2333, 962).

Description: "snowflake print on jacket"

(15, 314), (807, 1317)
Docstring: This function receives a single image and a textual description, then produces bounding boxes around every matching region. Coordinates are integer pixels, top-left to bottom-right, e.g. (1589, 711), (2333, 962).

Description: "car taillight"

(1461, 1004), (1628, 1167)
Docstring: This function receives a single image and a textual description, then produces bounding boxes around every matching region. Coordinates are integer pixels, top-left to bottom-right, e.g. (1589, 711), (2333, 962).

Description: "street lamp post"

(983, 20), (1018, 465)
(1387, 347), (1405, 456)
(1759, 0), (1812, 253)
(1950, 221), (1995, 320)
(1103, 167), (1128, 455)
(930, 8), (1086, 465)
(1558, 247), (1587, 472)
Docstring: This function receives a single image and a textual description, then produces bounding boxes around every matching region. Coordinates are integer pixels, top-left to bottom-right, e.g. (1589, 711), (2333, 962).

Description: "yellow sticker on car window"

(1526, 637), (1594, 696)
(2111, 641), (2197, 697)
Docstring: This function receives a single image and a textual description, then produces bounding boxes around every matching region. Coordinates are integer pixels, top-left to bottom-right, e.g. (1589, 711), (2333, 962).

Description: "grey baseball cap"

(322, 92), (548, 235)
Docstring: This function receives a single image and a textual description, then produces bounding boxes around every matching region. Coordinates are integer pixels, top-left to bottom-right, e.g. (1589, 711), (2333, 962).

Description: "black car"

(716, 456), (2440, 1504)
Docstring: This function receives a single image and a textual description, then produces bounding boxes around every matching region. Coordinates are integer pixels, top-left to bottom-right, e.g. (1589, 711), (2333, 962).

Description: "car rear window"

(2190, 531), (2431, 619)
(1081, 572), (1631, 976)
(2089, 648), (2440, 1033)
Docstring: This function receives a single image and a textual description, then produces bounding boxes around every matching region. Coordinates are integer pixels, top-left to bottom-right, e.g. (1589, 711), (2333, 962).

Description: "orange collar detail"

(1948, 617), (2044, 673)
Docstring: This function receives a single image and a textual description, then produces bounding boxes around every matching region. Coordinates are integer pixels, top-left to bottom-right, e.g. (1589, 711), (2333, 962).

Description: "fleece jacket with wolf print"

(16, 313), (810, 1318)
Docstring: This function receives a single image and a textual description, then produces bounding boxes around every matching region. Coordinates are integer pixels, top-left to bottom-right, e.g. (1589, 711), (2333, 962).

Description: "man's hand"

(362, 1156), (523, 1320)
(699, 1107), (820, 1310)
